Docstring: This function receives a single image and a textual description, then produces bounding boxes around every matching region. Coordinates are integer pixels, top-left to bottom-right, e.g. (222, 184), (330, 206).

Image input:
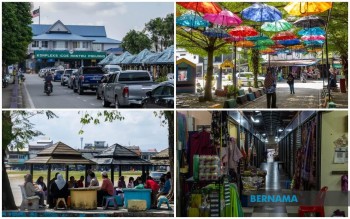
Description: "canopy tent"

(109, 51), (132, 65)
(132, 49), (153, 64)
(150, 148), (170, 166)
(98, 53), (117, 65)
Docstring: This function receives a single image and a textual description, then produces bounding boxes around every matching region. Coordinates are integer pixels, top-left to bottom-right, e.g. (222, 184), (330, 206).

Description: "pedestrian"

(88, 172), (99, 187)
(287, 73), (295, 94)
(264, 68), (277, 108)
(117, 176), (126, 188)
(36, 176), (48, 198)
(68, 176), (77, 188)
(86, 169), (92, 187)
(48, 172), (60, 208)
(51, 174), (69, 208)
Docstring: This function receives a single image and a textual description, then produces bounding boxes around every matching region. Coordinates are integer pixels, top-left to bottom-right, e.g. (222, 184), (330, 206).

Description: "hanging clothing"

(210, 111), (230, 149)
(228, 138), (243, 173)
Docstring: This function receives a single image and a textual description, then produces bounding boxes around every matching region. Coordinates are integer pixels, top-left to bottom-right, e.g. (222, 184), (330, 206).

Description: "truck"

(73, 66), (104, 95)
(101, 70), (157, 108)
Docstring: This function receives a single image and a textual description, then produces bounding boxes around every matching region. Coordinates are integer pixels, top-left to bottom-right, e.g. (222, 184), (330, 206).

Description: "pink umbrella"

(203, 9), (242, 26)
(301, 35), (326, 41)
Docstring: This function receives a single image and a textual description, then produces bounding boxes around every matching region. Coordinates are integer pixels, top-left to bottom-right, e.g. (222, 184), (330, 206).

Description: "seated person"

(133, 176), (143, 187)
(47, 173), (60, 208)
(68, 176), (77, 188)
(97, 171), (114, 207)
(24, 174), (45, 207)
(157, 174), (171, 198)
(76, 176), (84, 188)
(36, 176), (48, 198)
(50, 174), (69, 207)
(145, 176), (160, 209)
(89, 172), (99, 187)
(127, 177), (134, 188)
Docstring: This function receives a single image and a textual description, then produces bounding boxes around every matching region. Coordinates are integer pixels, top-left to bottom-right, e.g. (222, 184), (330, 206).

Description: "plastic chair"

(19, 185), (40, 210)
(102, 190), (118, 210)
(298, 186), (328, 217)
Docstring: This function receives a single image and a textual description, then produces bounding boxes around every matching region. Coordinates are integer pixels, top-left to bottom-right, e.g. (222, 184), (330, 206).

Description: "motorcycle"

(45, 82), (53, 96)
(2, 74), (9, 88)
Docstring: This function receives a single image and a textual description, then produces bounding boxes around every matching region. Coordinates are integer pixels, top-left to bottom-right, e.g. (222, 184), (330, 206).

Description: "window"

(152, 86), (163, 96)
(82, 42), (89, 49)
(92, 44), (102, 51)
(53, 41), (67, 49)
(118, 72), (150, 82)
(73, 42), (79, 48)
(162, 86), (174, 96)
(41, 41), (48, 48)
(32, 41), (39, 47)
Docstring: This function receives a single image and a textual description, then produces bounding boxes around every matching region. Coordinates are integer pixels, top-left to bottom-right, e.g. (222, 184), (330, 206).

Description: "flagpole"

(39, 6), (40, 25)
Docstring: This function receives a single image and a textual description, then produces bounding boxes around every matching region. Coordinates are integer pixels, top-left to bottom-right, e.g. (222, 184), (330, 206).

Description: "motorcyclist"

(44, 72), (53, 93)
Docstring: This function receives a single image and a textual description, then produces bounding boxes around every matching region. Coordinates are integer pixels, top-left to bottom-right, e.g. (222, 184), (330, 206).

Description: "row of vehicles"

(38, 65), (174, 108)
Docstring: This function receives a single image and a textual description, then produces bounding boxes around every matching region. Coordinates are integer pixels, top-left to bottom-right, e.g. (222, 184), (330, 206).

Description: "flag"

(32, 8), (40, 18)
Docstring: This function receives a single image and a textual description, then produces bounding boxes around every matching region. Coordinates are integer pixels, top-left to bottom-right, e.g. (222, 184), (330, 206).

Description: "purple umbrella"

(203, 9), (242, 27)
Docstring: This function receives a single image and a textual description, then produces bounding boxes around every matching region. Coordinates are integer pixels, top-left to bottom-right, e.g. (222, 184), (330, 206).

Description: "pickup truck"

(73, 66), (104, 95)
(101, 70), (157, 108)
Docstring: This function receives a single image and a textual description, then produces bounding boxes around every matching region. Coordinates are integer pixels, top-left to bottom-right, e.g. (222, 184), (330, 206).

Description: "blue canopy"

(176, 11), (209, 28)
(277, 39), (301, 46)
(241, 3), (282, 22)
(203, 28), (230, 38)
(132, 49), (153, 64)
(298, 27), (326, 36)
(98, 53), (118, 65)
(110, 51), (132, 64)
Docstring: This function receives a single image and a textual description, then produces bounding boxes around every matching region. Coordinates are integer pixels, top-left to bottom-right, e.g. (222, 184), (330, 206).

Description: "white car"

(236, 72), (265, 87)
(167, 73), (174, 80)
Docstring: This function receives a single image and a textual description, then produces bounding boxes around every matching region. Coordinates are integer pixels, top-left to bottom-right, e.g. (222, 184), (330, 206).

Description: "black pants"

(266, 93), (277, 108)
(97, 190), (110, 207)
(35, 191), (44, 205)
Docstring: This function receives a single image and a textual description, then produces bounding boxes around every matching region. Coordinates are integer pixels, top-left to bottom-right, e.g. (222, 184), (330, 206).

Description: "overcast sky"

(27, 111), (169, 152)
(32, 2), (174, 40)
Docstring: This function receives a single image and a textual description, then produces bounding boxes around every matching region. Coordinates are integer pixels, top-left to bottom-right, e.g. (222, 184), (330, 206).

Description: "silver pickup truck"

(101, 70), (158, 108)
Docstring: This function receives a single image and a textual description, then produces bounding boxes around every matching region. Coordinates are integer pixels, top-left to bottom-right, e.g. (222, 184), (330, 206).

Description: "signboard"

(34, 51), (106, 60)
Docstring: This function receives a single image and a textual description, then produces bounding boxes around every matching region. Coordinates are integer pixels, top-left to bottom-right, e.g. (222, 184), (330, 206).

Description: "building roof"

(98, 53), (118, 65)
(132, 49), (153, 64)
(150, 148), (169, 166)
(105, 47), (124, 55)
(33, 33), (92, 41)
(84, 37), (121, 44)
(110, 51), (132, 64)
(121, 55), (136, 64)
(31, 24), (107, 37)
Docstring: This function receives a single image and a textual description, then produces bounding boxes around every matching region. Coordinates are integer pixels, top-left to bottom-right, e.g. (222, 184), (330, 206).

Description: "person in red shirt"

(97, 171), (114, 207)
(145, 176), (159, 209)
(76, 176), (84, 188)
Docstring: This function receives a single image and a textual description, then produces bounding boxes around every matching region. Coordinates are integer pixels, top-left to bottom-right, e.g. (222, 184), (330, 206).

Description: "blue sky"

(32, 2), (174, 40)
(27, 110), (169, 152)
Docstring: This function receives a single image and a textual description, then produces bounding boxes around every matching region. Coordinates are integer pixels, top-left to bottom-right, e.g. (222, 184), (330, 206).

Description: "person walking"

(264, 68), (277, 108)
(287, 73), (295, 94)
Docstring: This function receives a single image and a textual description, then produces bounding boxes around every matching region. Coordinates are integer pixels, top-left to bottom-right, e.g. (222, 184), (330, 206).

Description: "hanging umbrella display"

(304, 40), (324, 46)
(288, 44), (305, 50)
(224, 36), (245, 43)
(255, 39), (275, 47)
(234, 40), (255, 48)
(284, 2), (332, 16)
(294, 15), (326, 28)
(261, 48), (276, 54)
(177, 2), (222, 14)
(298, 27), (326, 36)
(203, 28), (231, 38)
(246, 33), (269, 41)
(301, 35), (325, 41)
(261, 19), (293, 32)
(176, 11), (210, 28)
(271, 31), (297, 40)
(278, 39), (301, 46)
(270, 43), (285, 49)
(203, 9), (242, 26)
(241, 3), (282, 22)
(229, 25), (259, 37)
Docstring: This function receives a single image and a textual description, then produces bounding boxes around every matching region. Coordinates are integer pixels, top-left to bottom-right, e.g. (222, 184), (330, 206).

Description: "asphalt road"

(23, 74), (104, 108)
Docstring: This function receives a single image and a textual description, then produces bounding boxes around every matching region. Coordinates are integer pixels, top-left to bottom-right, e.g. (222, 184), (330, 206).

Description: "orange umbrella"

(289, 45), (305, 50)
(261, 48), (276, 54)
(235, 40), (255, 48)
(270, 44), (285, 49)
(284, 2), (332, 16)
(177, 2), (222, 14)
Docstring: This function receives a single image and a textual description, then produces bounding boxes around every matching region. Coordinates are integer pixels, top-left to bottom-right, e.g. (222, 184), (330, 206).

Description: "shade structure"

(284, 2), (332, 16)
(261, 19), (293, 32)
(203, 9), (242, 26)
(229, 25), (258, 37)
(131, 49), (152, 64)
(298, 27), (326, 36)
(110, 51), (132, 65)
(203, 28), (230, 38)
(270, 44), (285, 49)
(307, 48), (323, 53)
(241, 3), (282, 22)
(176, 11), (210, 28)
(271, 31), (297, 40)
(246, 33), (269, 41)
(255, 39), (275, 47)
(301, 35), (325, 41)
(150, 148), (170, 166)
(98, 53), (118, 65)
(278, 39), (301, 46)
(177, 2), (222, 14)
(235, 40), (255, 48)
(294, 15), (326, 28)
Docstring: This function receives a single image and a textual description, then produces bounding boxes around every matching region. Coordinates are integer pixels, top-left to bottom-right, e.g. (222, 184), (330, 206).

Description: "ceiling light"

(278, 129), (283, 132)
(262, 133), (266, 136)
(251, 116), (260, 123)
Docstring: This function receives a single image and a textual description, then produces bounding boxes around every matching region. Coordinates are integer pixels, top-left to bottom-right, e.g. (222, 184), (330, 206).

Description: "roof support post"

(111, 164), (114, 185)
(30, 164), (34, 178)
(65, 165), (69, 181)
(119, 165), (122, 178)
(47, 164), (51, 197)
(142, 165), (146, 182)
(146, 165), (150, 177)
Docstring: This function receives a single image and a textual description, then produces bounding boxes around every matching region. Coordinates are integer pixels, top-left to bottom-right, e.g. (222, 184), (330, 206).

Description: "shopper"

(264, 68), (277, 108)
(287, 73), (295, 94)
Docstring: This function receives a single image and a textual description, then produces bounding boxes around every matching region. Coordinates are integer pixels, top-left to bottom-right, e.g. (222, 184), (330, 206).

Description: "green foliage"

(121, 30), (152, 54)
(155, 76), (168, 83)
(2, 2), (33, 66)
(78, 111), (124, 135)
(227, 85), (239, 96)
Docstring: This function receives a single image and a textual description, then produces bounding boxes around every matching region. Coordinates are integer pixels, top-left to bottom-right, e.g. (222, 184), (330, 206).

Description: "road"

(23, 74), (104, 108)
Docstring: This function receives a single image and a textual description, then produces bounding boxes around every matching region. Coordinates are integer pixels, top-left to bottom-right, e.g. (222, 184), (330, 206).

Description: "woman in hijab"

(264, 68), (277, 108)
(51, 174), (69, 205)
(24, 174), (45, 207)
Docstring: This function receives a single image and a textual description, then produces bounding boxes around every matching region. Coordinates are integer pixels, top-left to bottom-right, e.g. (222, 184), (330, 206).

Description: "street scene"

(176, 2), (348, 108)
(3, 111), (174, 217)
(3, 2), (174, 109)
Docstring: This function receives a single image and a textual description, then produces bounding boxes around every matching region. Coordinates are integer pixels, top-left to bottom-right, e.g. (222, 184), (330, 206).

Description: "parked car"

(103, 64), (122, 73)
(61, 69), (74, 86)
(101, 70), (157, 108)
(141, 81), (174, 108)
(236, 72), (265, 87)
(53, 70), (64, 82)
(167, 73), (174, 81)
(38, 68), (48, 77)
(96, 73), (114, 99)
(73, 66), (104, 95)
(149, 171), (166, 183)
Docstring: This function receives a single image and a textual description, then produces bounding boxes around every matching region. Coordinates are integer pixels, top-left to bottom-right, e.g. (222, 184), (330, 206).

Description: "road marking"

(23, 81), (35, 108)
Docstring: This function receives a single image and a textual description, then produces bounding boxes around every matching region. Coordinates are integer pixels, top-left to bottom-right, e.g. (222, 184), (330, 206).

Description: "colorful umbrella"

(224, 36), (245, 43)
(301, 35), (325, 41)
(241, 3), (282, 22)
(203, 9), (242, 26)
(294, 15), (326, 28)
(246, 33), (269, 41)
(203, 28), (231, 38)
(278, 39), (301, 46)
(229, 26), (259, 37)
(298, 27), (325, 36)
(234, 40), (255, 48)
(177, 2), (222, 14)
(255, 39), (275, 47)
(304, 40), (324, 46)
(260, 48), (276, 54)
(270, 44), (285, 49)
(284, 2), (332, 16)
(288, 45), (305, 50)
(271, 31), (297, 40)
(176, 11), (210, 28)
(261, 19), (293, 32)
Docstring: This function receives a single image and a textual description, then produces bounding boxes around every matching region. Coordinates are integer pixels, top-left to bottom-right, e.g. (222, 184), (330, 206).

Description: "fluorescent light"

(278, 129), (283, 132)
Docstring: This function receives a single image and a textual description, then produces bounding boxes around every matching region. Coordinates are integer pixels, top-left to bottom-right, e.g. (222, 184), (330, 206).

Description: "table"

(69, 187), (99, 210)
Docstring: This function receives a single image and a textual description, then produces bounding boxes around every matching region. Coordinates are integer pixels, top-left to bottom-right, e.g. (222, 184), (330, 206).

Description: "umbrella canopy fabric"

(229, 25), (258, 37)
(235, 40), (255, 48)
(270, 43), (285, 49)
(288, 45), (305, 50)
(176, 11), (210, 28)
(298, 27), (325, 36)
(177, 2), (222, 14)
(255, 39), (275, 47)
(304, 40), (324, 46)
(203, 9), (242, 26)
(261, 48), (276, 54)
(224, 36), (245, 43)
(278, 39), (301, 46)
(203, 28), (230, 38)
(261, 19), (293, 32)
(301, 35), (325, 41)
(271, 31), (297, 40)
(284, 2), (332, 16)
(246, 33), (269, 41)
(294, 15), (326, 28)
(241, 3), (282, 22)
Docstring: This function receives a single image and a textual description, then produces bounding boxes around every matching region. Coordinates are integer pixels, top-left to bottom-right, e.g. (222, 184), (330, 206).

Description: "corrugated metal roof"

(110, 52), (132, 64)
(132, 49), (153, 64)
(85, 37), (121, 44)
(121, 55), (136, 64)
(31, 23), (107, 37)
(151, 148), (169, 159)
(33, 33), (92, 41)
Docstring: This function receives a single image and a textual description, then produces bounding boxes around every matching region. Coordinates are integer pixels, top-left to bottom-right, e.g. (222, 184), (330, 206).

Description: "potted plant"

(227, 85), (239, 98)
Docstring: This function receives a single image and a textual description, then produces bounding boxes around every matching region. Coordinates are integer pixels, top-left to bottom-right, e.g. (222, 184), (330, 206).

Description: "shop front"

(176, 111), (348, 217)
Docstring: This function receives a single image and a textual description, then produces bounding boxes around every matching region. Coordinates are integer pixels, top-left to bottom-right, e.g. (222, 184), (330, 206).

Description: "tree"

(145, 17), (162, 52)
(121, 30), (152, 54)
(2, 3), (32, 69)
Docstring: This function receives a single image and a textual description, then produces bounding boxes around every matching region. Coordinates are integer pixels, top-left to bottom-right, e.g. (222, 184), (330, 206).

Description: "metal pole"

(39, 6), (40, 25)
(233, 45), (237, 97)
